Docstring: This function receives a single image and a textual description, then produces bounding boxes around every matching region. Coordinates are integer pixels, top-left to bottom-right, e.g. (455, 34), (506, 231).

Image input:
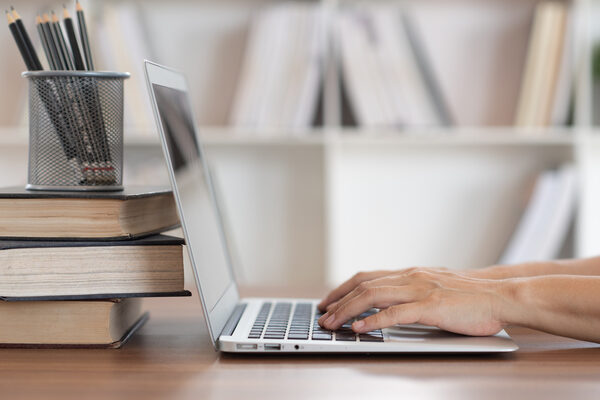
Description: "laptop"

(144, 60), (518, 353)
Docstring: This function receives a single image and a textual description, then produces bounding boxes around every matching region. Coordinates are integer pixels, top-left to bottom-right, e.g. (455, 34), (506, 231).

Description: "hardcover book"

(0, 234), (188, 299)
(0, 298), (148, 348)
(0, 186), (180, 240)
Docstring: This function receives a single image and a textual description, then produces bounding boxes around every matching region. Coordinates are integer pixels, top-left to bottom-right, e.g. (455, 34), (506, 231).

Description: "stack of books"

(0, 186), (187, 348)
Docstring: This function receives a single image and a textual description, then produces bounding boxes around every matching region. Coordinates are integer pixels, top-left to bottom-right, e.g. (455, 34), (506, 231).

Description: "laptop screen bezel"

(144, 60), (239, 349)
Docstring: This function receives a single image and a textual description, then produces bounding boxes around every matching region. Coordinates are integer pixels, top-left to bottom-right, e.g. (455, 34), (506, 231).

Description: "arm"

(317, 256), (600, 312)
(500, 275), (600, 342)
(467, 257), (600, 279)
(318, 269), (600, 343)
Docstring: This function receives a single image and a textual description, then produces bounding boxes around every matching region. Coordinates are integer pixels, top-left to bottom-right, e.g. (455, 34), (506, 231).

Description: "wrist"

(491, 278), (528, 327)
(467, 265), (513, 280)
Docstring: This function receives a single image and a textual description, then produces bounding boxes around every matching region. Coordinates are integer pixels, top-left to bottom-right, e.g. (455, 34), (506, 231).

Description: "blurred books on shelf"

(0, 1), (585, 135)
(500, 164), (576, 264)
(515, 1), (572, 128)
(336, 3), (451, 129)
(94, 2), (155, 132)
(229, 3), (325, 133)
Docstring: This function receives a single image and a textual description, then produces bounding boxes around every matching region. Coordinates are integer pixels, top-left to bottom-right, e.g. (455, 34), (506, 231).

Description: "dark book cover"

(0, 290), (192, 302)
(0, 234), (185, 251)
(0, 186), (173, 200)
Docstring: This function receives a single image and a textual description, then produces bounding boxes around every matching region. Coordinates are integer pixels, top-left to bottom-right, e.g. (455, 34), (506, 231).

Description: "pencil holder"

(23, 71), (130, 191)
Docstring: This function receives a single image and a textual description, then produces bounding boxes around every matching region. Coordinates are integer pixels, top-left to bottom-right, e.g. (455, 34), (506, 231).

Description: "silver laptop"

(144, 60), (518, 353)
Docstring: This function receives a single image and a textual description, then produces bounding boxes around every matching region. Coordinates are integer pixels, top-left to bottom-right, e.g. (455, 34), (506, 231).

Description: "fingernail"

(324, 314), (336, 327)
(353, 320), (365, 331)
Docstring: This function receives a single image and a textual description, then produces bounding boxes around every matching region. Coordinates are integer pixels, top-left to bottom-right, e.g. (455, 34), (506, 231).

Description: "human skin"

(317, 257), (600, 343)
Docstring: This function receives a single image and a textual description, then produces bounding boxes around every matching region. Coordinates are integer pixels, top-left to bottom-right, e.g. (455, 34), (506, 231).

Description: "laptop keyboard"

(247, 302), (384, 342)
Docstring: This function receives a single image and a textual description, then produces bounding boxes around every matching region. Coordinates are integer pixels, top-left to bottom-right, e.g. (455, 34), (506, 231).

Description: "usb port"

(236, 344), (257, 350)
(264, 344), (281, 351)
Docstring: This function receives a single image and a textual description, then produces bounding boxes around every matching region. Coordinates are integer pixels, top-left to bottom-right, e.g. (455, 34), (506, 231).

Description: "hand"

(318, 267), (449, 312)
(318, 269), (507, 336)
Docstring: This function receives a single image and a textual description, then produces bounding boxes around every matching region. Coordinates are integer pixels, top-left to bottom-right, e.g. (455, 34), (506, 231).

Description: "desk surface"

(1, 286), (599, 400)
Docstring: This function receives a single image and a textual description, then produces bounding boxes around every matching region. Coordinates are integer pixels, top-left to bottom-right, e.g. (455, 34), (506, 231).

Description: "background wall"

(0, 0), (595, 289)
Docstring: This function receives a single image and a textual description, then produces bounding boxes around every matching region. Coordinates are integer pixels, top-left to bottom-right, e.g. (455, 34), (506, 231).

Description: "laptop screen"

(151, 82), (235, 316)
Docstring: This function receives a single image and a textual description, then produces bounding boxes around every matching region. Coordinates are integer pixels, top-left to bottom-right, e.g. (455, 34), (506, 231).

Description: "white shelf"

(325, 127), (575, 146)
(0, 126), (580, 148)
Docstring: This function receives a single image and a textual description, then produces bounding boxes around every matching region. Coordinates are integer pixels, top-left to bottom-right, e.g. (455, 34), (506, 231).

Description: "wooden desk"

(1, 286), (600, 399)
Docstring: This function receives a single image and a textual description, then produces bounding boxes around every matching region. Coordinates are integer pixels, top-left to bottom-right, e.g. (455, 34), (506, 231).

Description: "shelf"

(0, 126), (580, 148)
(125, 126), (577, 147)
(325, 127), (575, 146)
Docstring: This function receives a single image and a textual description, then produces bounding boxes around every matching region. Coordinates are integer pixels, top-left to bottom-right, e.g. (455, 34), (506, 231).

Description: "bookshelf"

(0, 0), (597, 287)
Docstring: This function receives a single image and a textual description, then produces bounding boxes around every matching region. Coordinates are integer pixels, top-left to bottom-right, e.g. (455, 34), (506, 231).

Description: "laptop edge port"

(236, 344), (258, 350)
(264, 344), (281, 351)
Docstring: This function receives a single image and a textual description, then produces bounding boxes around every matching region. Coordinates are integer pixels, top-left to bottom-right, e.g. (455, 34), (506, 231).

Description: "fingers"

(318, 270), (392, 312)
(320, 285), (419, 330)
(352, 303), (424, 333)
(319, 274), (416, 326)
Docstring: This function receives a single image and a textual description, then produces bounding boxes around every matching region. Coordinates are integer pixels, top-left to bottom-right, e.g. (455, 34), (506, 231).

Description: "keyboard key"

(312, 333), (332, 340)
(264, 334), (285, 339)
(288, 333), (309, 340)
(335, 333), (356, 341)
(359, 333), (384, 342)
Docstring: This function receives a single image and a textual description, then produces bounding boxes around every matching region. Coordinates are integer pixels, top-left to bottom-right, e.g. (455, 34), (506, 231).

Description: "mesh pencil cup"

(23, 71), (130, 191)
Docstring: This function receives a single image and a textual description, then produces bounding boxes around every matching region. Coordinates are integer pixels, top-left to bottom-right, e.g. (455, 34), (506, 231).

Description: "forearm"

(497, 275), (600, 343)
(467, 256), (600, 279)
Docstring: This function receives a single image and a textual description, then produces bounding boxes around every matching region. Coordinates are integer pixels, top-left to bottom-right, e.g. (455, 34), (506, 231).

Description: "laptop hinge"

(220, 303), (247, 337)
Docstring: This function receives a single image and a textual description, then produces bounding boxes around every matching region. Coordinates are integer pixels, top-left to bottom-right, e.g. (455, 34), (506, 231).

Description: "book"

(515, 1), (570, 127)
(0, 186), (179, 239)
(500, 164), (576, 264)
(336, 4), (448, 128)
(229, 3), (324, 132)
(0, 234), (186, 298)
(94, 3), (155, 132)
(0, 298), (147, 347)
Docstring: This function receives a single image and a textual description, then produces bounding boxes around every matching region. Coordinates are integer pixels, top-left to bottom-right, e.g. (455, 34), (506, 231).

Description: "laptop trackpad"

(384, 324), (463, 341)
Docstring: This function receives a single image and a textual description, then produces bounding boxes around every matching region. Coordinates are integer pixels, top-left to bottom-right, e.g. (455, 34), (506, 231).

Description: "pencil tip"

(5, 9), (14, 24)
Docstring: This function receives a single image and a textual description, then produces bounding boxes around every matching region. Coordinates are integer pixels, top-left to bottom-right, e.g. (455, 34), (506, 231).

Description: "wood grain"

(0, 285), (599, 400)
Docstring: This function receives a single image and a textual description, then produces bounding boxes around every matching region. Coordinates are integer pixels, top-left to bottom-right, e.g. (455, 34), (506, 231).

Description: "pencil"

(42, 13), (62, 70)
(63, 7), (85, 70)
(10, 7), (43, 71)
(51, 11), (73, 70)
(36, 15), (54, 70)
(6, 10), (33, 70)
(75, 0), (93, 70)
